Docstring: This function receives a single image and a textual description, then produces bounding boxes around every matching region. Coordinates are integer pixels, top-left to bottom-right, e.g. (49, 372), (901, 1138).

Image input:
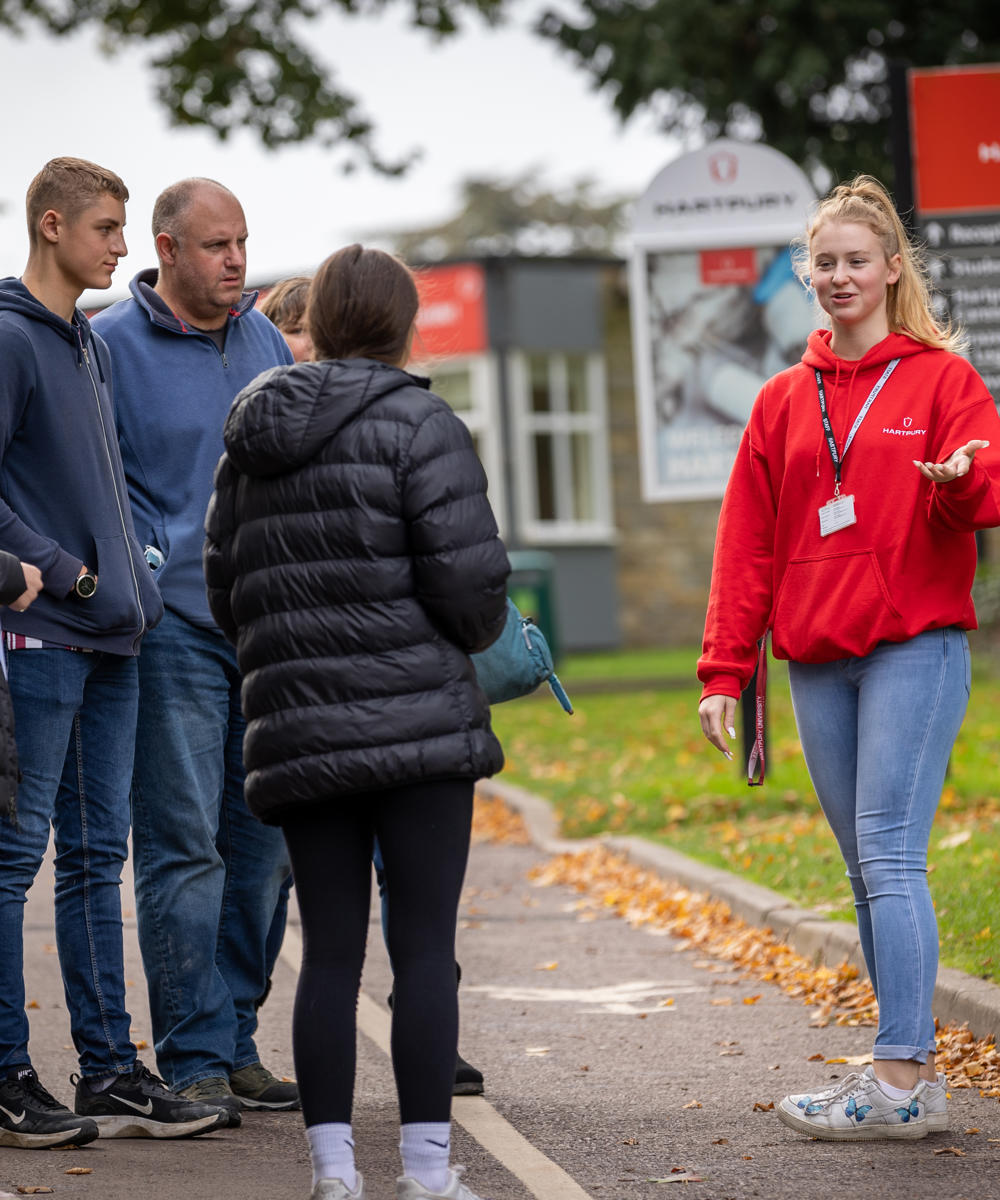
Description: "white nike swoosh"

(0, 1103), (25, 1125)
(107, 1094), (154, 1115)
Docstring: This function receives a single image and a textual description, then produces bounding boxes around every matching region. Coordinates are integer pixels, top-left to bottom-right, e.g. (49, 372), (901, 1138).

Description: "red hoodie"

(698, 330), (1000, 701)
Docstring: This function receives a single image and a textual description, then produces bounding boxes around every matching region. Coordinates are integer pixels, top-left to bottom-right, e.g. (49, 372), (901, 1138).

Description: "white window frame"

(419, 352), (507, 539)
(509, 350), (614, 543)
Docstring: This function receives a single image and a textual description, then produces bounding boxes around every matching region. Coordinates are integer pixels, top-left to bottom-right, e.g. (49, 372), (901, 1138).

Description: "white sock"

(876, 1078), (916, 1101)
(400, 1121), (452, 1193)
(307, 1122), (357, 1191)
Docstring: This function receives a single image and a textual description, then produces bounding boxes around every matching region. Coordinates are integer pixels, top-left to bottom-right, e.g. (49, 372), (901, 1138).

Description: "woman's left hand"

(914, 439), (990, 483)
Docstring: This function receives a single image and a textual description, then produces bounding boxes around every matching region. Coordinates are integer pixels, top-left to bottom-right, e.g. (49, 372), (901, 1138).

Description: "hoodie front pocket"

(74, 534), (143, 633)
(772, 549), (901, 663)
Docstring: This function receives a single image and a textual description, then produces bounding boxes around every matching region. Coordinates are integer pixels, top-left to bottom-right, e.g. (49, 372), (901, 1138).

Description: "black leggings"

(281, 779), (473, 1126)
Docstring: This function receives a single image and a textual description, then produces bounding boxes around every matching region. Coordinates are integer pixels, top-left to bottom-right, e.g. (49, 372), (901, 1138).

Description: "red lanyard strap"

(747, 633), (768, 787)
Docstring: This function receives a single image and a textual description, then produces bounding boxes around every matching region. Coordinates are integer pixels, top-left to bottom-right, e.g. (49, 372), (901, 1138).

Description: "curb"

(479, 777), (1000, 1041)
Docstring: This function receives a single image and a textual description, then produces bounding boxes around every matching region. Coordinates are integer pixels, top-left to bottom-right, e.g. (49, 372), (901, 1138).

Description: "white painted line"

(279, 927), (593, 1200)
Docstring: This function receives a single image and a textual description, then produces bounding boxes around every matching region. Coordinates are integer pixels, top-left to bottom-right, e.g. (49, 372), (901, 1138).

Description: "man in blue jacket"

(92, 178), (296, 1124)
(0, 157), (227, 1149)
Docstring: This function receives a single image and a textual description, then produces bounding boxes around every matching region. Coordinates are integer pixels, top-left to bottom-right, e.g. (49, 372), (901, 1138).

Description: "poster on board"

(630, 140), (816, 501)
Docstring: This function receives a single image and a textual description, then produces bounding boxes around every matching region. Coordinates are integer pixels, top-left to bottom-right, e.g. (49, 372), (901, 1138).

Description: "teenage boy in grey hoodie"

(0, 157), (226, 1150)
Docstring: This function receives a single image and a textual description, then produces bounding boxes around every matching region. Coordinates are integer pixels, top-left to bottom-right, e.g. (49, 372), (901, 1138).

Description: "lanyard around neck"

(814, 359), (899, 492)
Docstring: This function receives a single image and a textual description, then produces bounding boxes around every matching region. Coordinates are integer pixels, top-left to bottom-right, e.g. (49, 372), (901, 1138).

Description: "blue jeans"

(788, 628), (970, 1062)
(0, 650), (138, 1078)
(130, 609), (290, 1091)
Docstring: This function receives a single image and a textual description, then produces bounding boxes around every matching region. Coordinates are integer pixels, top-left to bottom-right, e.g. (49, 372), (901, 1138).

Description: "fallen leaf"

(64, 1168), (92, 1175)
(742, 994), (762, 1005)
(134, 1040), (148, 1050)
(719, 1048), (744, 1057)
(622, 1137), (639, 1145)
(742, 1155), (753, 1160)
(825, 1057), (848, 1064)
(646, 1174), (704, 1184)
(534, 961), (559, 971)
(712, 1138), (729, 1144)
(659, 998), (675, 1007)
(26, 1001), (39, 1010)
(965, 1127), (980, 1134)
(933, 1146), (966, 1156)
(710, 998), (733, 1007)
(17, 1189), (54, 1196)
(753, 1101), (775, 1111)
(807, 1053), (825, 1061)
(681, 1100), (702, 1109)
(580, 1065), (590, 1072)
(525, 1047), (550, 1056)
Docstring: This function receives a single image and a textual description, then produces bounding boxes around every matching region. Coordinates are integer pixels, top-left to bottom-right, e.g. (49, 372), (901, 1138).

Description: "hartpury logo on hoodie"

(883, 417), (927, 437)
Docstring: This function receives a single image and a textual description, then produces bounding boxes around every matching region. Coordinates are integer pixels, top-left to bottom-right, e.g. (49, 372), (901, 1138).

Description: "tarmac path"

(4, 812), (1000, 1200)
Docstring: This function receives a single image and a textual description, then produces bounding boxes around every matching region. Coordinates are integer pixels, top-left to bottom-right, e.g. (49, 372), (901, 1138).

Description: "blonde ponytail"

(793, 175), (966, 354)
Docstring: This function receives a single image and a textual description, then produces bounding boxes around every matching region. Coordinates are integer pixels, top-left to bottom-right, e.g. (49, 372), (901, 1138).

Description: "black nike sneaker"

(0, 1066), (99, 1149)
(72, 1060), (228, 1138)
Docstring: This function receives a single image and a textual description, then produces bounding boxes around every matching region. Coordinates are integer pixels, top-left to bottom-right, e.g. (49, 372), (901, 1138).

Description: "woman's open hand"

(914, 439), (990, 482)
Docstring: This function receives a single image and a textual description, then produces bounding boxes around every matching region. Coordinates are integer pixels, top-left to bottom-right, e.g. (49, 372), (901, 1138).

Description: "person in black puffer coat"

(0, 551), (43, 825)
(204, 245), (509, 1200)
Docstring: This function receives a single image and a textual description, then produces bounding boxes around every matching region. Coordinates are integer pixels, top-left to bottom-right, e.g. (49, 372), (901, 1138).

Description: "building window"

(510, 351), (613, 542)
(422, 354), (506, 536)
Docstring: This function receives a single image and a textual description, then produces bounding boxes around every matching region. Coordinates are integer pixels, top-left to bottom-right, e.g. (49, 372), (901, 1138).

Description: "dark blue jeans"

(0, 649), (138, 1078)
(130, 609), (290, 1091)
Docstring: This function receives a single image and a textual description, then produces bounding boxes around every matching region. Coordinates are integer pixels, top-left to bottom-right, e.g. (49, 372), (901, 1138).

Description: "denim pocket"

(772, 549), (901, 663)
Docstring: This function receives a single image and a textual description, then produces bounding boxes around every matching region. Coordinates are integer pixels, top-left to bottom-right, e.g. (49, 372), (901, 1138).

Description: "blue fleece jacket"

(92, 269), (292, 629)
(0, 277), (163, 654)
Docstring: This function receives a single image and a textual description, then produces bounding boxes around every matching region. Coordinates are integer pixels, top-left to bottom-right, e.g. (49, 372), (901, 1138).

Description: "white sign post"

(630, 139), (817, 501)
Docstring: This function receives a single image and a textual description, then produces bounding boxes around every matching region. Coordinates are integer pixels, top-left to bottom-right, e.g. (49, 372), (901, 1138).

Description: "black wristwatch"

(73, 571), (98, 599)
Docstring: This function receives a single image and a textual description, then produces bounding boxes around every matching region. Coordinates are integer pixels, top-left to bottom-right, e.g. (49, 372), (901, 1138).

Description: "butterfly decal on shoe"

(895, 1100), (921, 1123)
(844, 1095), (873, 1122)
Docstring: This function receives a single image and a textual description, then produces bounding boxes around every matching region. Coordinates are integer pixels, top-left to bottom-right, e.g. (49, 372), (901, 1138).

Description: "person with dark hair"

(0, 158), (226, 1148)
(699, 175), (1000, 1141)
(92, 178), (297, 1123)
(205, 243), (509, 1200)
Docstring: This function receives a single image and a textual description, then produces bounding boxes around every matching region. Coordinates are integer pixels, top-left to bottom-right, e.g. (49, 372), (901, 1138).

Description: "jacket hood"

(801, 329), (927, 373)
(0, 275), (95, 354)
(128, 267), (259, 334)
(223, 359), (428, 477)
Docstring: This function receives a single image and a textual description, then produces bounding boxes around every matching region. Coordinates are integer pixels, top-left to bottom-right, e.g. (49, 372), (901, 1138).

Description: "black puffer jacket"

(204, 358), (509, 824)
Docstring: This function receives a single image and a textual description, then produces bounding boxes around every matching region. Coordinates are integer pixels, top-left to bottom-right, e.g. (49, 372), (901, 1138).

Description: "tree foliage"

(0, 0), (504, 170)
(535, 0), (1000, 189)
(371, 172), (630, 259)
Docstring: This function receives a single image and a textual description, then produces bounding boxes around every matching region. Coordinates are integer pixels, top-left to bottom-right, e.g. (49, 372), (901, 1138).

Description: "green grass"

(492, 636), (1000, 982)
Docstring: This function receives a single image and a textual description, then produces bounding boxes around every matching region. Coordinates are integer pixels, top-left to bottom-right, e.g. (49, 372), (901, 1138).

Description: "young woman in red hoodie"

(698, 176), (1000, 1141)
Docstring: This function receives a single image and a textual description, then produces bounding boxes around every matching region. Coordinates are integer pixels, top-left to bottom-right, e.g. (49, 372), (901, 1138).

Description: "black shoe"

(453, 1053), (484, 1096)
(229, 1063), (300, 1111)
(179, 1075), (243, 1127)
(73, 1061), (228, 1138)
(0, 1066), (99, 1149)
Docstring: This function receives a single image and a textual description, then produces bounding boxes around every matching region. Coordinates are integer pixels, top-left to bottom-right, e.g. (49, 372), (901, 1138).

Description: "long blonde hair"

(793, 175), (965, 353)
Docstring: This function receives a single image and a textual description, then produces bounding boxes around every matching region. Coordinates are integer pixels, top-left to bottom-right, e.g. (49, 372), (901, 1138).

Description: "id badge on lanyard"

(815, 359), (898, 537)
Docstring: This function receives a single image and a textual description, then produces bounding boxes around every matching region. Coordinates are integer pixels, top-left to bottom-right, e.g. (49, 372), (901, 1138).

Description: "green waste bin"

(507, 550), (560, 664)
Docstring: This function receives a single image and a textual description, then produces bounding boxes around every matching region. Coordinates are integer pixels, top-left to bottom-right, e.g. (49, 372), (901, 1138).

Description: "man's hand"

(9, 562), (42, 612)
(698, 693), (737, 760)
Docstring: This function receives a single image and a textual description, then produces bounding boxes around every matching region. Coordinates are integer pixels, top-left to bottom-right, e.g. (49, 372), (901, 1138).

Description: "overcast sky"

(1, 2), (683, 305)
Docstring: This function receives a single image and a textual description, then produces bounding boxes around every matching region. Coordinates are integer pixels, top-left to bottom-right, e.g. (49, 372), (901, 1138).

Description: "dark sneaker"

(229, 1062), (300, 1111)
(180, 1075), (243, 1127)
(73, 1061), (228, 1138)
(453, 1053), (484, 1097)
(0, 1067), (99, 1149)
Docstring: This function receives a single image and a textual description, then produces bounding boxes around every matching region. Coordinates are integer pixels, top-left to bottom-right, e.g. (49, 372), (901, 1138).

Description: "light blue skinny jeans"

(787, 627), (970, 1063)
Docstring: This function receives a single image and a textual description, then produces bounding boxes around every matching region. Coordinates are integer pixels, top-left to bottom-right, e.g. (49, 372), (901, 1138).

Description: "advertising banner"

(630, 141), (816, 501)
(910, 65), (1000, 397)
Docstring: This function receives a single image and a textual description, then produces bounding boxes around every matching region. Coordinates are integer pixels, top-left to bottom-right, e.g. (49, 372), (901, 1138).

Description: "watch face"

(75, 573), (97, 599)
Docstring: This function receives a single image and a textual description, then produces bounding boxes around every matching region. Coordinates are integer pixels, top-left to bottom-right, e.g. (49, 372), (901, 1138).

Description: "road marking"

(280, 927), (593, 1200)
